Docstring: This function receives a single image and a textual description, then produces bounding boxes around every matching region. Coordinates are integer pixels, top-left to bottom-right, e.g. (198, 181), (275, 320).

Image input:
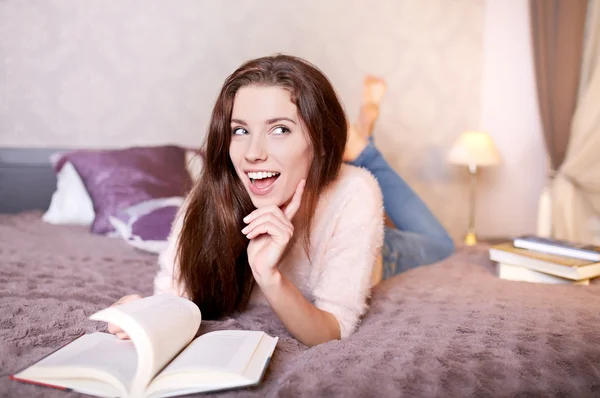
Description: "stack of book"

(489, 236), (600, 285)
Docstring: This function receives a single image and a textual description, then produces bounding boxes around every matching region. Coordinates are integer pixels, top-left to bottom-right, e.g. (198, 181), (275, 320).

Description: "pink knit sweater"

(154, 164), (384, 338)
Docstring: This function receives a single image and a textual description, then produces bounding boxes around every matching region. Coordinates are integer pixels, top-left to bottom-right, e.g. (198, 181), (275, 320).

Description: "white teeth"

(247, 171), (280, 180)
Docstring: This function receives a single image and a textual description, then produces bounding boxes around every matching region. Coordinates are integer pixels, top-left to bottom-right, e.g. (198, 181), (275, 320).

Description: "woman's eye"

(272, 126), (291, 135)
(232, 127), (248, 136)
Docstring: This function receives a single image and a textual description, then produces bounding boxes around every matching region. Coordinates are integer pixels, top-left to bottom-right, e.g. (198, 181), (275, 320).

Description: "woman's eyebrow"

(231, 118), (247, 126)
(230, 117), (297, 125)
(266, 117), (296, 125)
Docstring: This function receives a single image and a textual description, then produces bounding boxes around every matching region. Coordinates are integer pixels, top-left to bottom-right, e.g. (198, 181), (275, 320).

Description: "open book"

(11, 295), (278, 398)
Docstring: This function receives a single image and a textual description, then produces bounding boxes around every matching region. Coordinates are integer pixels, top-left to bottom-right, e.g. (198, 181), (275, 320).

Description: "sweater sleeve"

(312, 169), (384, 338)
(153, 199), (189, 298)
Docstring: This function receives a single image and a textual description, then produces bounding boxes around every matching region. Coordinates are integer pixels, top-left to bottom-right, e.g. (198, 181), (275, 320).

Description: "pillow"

(109, 197), (183, 253)
(185, 149), (204, 181)
(42, 161), (95, 225)
(55, 145), (192, 235)
(44, 148), (203, 227)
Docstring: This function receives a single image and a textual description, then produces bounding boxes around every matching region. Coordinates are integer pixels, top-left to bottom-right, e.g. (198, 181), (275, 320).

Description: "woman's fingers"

(243, 179), (306, 223)
(283, 179), (305, 220)
(243, 204), (284, 224)
(243, 211), (292, 236)
(108, 322), (130, 339)
(113, 294), (142, 306)
(246, 221), (292, 241)
(107, 294), (142, 340)
(107, 322), (121, 334)
(116, 332), (130, 340)
(243, 214), (293, 240)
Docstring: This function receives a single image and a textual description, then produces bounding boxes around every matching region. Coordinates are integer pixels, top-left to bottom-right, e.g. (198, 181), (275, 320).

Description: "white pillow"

(42, 161), (95, 225)
(185, 150), (204, 180)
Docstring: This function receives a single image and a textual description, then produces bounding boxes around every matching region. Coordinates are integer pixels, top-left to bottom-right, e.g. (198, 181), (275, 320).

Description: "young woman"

(111, 55), (385, 347)
(109, 56), (454, 346)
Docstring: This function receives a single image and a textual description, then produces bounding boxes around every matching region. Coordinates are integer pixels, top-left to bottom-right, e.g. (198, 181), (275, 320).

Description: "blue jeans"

(348, 142), (455, 279)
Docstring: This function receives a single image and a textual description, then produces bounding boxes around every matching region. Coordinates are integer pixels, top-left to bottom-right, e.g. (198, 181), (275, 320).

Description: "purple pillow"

(130, 205), (179, 241)
(108, 197), (183, 253)
(56, 146), (191, 235)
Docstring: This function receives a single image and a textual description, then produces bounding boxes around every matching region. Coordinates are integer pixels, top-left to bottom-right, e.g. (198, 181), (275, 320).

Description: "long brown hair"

(177, 54), (347, 319)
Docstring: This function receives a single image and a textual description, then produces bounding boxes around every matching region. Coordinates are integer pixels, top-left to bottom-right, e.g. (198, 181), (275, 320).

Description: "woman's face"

(229, 85), (313, 209)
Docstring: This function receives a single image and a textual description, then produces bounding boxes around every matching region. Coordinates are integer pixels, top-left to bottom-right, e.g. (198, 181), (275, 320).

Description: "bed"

(1, 148), (600, 397)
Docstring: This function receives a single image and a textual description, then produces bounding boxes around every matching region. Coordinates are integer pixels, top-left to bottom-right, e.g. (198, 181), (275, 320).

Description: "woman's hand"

(243, 179), (305, 287)
(106, 294), (143, 340)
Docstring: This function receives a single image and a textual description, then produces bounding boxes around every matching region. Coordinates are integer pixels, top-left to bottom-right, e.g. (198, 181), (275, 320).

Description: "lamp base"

(464, 231), (477, 246)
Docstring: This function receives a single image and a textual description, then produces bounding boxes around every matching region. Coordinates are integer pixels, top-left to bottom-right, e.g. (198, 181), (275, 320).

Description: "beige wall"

(477, 0), (547, 238)
(1, 0), (544, 241)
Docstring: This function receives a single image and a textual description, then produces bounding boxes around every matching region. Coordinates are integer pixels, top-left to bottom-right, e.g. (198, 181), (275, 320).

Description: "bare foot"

(343, 75), (387, 162)
(356, 76), (387, 138)
(363, 75), (387, 105)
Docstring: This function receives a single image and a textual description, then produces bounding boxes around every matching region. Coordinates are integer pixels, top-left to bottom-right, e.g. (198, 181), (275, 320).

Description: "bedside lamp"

(448, 131), (502, 246)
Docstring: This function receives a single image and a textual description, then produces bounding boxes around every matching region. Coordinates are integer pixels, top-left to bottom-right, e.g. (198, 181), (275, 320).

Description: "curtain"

(530, 0), (588, 171)
(552, 0), (600, 244)
(529, 0), (588, 238)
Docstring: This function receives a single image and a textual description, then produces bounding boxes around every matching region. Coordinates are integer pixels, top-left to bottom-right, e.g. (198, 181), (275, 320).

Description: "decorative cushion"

(109, 197), (183, 253)
(55, 145), (191, 235)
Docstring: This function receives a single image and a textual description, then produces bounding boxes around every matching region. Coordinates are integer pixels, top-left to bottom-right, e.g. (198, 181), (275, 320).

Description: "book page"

(145, 331), (267, 397)
(498, 263), (589, 285)
(89, 295), (201, 394)
(159, 331), (264, 376)
(241, 334), (278, 383)
(14, 333), (133, 397)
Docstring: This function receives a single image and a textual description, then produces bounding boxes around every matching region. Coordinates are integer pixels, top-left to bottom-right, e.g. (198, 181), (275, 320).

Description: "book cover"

(513, 235), (600, 261)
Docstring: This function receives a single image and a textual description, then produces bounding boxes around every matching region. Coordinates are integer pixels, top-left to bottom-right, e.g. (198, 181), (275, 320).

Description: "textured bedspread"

(1, 212), (600, 397)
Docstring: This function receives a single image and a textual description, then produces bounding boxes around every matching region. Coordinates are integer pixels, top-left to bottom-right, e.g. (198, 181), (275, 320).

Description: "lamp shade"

(448, 131), (502, 167)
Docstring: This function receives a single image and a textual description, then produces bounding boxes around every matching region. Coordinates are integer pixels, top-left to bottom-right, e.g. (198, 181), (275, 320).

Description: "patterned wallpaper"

(0, 0), (485, 241)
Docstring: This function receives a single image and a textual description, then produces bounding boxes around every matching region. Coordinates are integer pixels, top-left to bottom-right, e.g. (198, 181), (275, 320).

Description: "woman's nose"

(245, 134), (267, 162)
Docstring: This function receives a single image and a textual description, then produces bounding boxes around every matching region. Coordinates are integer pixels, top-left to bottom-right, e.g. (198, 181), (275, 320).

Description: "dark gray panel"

(0, 148), (66, 214)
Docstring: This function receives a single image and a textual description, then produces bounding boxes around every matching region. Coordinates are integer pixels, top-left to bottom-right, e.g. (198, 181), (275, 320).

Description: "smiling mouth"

(246, 171), (280, 191)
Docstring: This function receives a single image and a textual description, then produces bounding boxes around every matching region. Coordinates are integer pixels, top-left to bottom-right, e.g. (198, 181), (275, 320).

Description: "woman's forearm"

(258, 272), (340, 347)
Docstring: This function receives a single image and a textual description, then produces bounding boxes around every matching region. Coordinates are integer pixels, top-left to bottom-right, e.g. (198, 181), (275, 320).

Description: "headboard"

(0, 148), (64, 214)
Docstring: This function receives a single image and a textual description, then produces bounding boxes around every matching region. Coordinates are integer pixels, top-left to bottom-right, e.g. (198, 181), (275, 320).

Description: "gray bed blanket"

(1, 212), (599, 397)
